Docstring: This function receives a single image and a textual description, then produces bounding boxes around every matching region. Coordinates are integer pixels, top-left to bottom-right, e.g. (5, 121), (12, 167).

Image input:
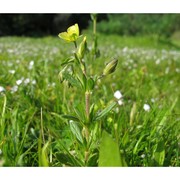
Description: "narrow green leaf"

(69, 120), (83, 143)
(154, 140), (165, 166)
(41, 142), (49, 167)
(63, 72), (82, 89)
(73, 104), (86, 123)
(61, 115), (79, 122)
(38, 134), (49, 167)
(133, 134), (147, 155)
(87, 77), (95, 91)
(157, 97), (178, 133)
(95, 101), (116, 120)
(89, 103), (95, 122)
(61, 57), (74, 66)
(98, 131), (127, 167)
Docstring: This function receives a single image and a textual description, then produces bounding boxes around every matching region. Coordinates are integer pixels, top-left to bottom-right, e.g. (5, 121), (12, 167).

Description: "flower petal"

(58, 32), (71, 42)
(67, 23), (79, 37)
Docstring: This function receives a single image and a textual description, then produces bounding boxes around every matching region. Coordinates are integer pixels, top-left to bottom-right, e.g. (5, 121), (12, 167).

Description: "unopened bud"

(58, 70), (64, 83)
(103, 59), (118, 76)
(58, 66), (67, 83)
(77, 36), (87, 59)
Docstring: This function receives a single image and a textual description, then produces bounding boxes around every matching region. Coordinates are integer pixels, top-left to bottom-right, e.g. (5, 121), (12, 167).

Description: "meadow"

(0, 32), (179, 166)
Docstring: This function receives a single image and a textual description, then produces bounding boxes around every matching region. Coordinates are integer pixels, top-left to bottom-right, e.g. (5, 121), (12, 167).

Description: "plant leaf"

(98, 131), (127, 167)
(95, 101), (116, 121)
(69, 120), (83, 143)
(73, 104), (86, 123)
(61, 114), (79, 122)
(87, 77), (95, 91)
(63, 72), (82, 89)
(154, 140), (165, 166)
(61, 57), (74, 66)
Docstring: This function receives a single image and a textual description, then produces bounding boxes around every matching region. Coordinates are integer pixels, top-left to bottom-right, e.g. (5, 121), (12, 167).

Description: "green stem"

(74, 41), (77, 49)
(93, 18), (96, 35)
(85, 91), (90, 122)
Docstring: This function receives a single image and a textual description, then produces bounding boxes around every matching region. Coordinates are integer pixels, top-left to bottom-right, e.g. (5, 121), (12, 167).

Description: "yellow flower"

(58, 24), (79, 42)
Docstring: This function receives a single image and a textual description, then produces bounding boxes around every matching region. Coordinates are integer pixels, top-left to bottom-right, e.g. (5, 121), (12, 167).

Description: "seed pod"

(103, 59), (118, 76)
(77, 36), (87, 59)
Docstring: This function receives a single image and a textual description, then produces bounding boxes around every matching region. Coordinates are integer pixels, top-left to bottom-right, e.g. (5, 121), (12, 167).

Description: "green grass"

(0, 34), (180, 166)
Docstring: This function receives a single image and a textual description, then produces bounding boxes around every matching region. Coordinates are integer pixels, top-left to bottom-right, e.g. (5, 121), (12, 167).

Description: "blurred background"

(0, 14), (180, 39)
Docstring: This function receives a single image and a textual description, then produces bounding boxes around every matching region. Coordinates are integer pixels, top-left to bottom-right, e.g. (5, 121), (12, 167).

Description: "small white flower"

(16, 79), (23, 85)
(11, 85), (18, 93)
(0, 149), (2, 155)
(52, 82), (56, 87)
(32, 80), (36, 85)
(155, 59), (160, 65)
(141, 154), (146, 159)
(9, 70), (15, 74)
(143, 104), (150, 112)
(0, 86), (5, 92)
(16, 60), (20, 64)
(114, 90), (123, 100)
(118, 99), (123, 106)
(122, 47), (128, 53)
(24, 78), (30, 85)
(29, 61), (34, 66)
(29, 60), (34, 70)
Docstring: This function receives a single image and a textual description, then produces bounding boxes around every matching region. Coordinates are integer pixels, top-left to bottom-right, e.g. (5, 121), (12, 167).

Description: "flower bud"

(103, 59), (118, 76)
(77, 36), (87, 59)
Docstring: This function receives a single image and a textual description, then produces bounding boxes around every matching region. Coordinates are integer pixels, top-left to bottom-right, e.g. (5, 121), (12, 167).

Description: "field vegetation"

(0, 22), (180, 166)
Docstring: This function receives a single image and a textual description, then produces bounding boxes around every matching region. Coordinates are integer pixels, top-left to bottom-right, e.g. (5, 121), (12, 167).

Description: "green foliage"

(98, 131), (127, 167)
(96, 14), (180, 37)
(0, 33), (179, 166)
(154, 140), (165, 166)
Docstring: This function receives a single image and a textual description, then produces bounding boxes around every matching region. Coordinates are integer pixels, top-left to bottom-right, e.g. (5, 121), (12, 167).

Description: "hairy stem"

(85, 91), (90, 121)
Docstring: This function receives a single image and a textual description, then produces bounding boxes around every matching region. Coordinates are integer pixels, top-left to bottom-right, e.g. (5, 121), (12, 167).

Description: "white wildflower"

(11, 85), (18, 93)
(29, 60), (34, 70)
(16, 79), (23, 85)
(52, 82), (56, 87)
(141, 154), (146, 159)
(24, 78), (30, 85)
(0, 86), (5, 92)
(16, 60), (20, 64)
(114, 90), (123, 100)
(155, 59), (160, 65)
(9, 70), (15, 74)
(114, 90), (124, 106)
(122, 47), (128, 53)
(118, 99), (123, 106)
(32, 80), (36, 85)
(143, 104), (150, 112)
